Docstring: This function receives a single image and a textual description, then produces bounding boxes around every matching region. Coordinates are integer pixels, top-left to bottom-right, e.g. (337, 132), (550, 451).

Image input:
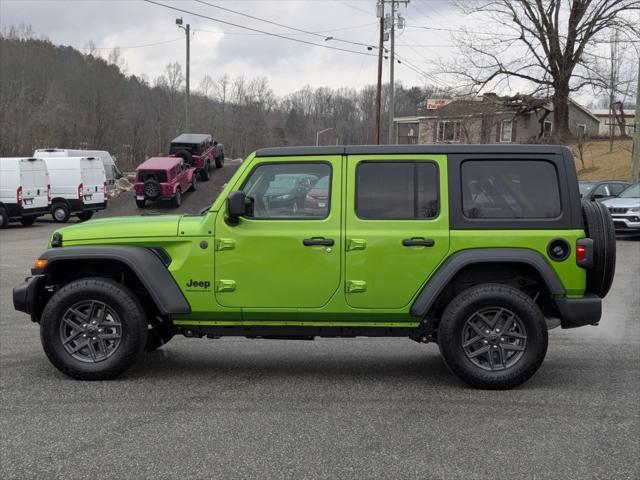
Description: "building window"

(397, 122), (419, 144)
(437, 120), (461, 142)
(543, 120), (553, 137)
(500, 120), (513, 143)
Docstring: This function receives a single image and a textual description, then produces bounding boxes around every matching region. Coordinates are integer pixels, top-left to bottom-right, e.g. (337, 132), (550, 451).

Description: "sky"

(0, 0), (465, 95)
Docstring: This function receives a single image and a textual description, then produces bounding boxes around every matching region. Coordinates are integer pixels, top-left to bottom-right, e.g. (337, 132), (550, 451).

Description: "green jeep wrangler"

(13, 145), (616, 389)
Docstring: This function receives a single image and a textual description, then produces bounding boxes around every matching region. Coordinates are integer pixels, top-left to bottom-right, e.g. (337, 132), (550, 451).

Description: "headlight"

(628, 207), (640, 212)
(276, 194), (293, 200)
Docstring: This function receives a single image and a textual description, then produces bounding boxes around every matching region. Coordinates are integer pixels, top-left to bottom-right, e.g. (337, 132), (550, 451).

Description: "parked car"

(258, 173), (317, 215)
(578, 180), (630, 201)
(0, 157), (50, 228)
(134, 156), (197, 208)
(14, 145), (616, 389)
(169, 133), (224, 181)
(42, 156), (107, 222)
(35, 149), (122, 187)
(304, 175), (330, 215)
(602, 183), (640, 235)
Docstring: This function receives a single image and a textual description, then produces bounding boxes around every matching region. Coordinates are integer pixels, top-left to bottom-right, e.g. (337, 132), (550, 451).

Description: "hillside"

(573, 139), (634, 181)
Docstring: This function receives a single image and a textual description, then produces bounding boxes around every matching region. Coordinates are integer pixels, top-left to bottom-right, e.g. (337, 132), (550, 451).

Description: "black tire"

(20, 216), (36, 226)
(135, 199), (146, 209)
(191, 175), (198, 192)
(77, 211), (94, 222)
(200, 162), (211, 181)
(51, 203), (70, 223)
(582, 200), (616, 298)
(40, 277), (148, 380)
(0, 207), (8, 229)
(438, 284), (548, 390)
(143, 179), (161, 200)
(175, 149), (193, 166)
(145, 320), (175, 351)
(215, 154), (224, 169)
(171, 188), (182, 208)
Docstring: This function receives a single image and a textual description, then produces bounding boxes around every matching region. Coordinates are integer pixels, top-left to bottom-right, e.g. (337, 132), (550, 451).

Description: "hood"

(56, 215), (182, 243)
(601, 198), (640, 209)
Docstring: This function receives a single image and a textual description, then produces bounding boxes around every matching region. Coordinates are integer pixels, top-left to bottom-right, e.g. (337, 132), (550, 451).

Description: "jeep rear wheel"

(215, 154), (224, 169)
(191, 175), (198, 191)
(438, 284), (548, 390)
(582, 200), (616, 298)
(40, 278), (147, 380)
(200, 163), (210, 181)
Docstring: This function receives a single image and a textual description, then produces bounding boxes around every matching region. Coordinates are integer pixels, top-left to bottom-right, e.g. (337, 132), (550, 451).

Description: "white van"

(42, 156), (107, 222)
(34, 149), (122, 186)
(0, 157), (50, 228)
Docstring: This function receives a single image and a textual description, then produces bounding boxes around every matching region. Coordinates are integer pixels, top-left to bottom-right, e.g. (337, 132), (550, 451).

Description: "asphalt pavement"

(1, 218), (638, 479)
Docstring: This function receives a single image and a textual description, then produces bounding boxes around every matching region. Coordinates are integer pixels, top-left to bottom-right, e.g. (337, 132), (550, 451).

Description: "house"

(590, 109), (636, 137)
(393, 94), (600, 144)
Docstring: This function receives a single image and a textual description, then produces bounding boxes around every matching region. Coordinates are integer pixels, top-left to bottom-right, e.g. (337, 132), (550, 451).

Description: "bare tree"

(446, 0), (640, 139)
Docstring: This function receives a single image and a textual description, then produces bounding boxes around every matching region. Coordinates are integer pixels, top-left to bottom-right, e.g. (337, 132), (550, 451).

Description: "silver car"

(602, 183), (640, 235)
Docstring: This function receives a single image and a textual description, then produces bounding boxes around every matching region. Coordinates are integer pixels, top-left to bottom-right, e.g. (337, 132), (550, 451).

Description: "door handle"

(303, 237), (335, 247)
(402, 237), (435, 247)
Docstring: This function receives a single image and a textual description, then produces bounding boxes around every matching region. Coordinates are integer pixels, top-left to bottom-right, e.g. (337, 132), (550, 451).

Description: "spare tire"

(582, 200), (616, 298)
(143, 179), (161, 200)
(175, 149), (193, 165)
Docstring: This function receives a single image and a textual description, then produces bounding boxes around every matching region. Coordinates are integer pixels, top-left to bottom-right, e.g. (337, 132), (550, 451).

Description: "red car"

(134, 156), (197, 208)
(303, 175), (330, 216)
(169, 133), (224, 181)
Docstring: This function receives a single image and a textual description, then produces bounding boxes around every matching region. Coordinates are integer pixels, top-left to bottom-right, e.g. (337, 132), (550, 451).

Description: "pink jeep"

(134, 156), (197, 208)
(169, 133), (224, 181)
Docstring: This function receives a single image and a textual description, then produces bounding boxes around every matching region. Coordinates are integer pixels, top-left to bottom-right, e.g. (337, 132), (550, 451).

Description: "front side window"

(356, 162), (439, 219)
(461, 160), (561, 219)
(242, 163), (331, 219)
(437, 121), (461, 142)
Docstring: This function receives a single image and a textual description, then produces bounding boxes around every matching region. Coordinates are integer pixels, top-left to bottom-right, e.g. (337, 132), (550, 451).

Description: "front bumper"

(13, 275), (44, 321)
(611, 214), (640, 233)
(555, 294), (602, 329)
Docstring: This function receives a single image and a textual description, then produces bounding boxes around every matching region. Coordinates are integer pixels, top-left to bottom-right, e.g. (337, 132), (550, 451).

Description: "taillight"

(576, 244), (586, 262)
(78, 183), (83, 201)
(17, 186), (23, 205)
(47, 184), (51, 202)
(576, 238), (593, 268)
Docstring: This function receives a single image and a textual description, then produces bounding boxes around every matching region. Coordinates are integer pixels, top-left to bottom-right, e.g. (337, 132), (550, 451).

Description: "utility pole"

(176, 18), (191, 131)
(632, 60), (640, 182)
(375, 1), (384, 144)
(388, 0), (396, 145)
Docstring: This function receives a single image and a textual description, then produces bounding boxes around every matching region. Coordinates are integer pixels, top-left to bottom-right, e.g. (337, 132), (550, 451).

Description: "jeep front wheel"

(40, 278), (147, 380)
(172, 188), (182, 208)
(200, 163), (210, 181)
(438, 284), (548, 390)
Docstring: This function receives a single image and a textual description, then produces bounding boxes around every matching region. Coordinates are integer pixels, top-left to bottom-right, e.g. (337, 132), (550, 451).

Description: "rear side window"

(461, 160), (561, 219)
(356, 162), (439, 219)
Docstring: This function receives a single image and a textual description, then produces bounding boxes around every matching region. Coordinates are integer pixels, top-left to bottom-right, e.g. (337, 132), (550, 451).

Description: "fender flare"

(410, 248), (565, 317)
(37, 246), (191, 315)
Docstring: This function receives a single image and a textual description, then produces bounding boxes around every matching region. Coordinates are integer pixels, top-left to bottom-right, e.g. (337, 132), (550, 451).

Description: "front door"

(344, 155), (450, 309)
(214, 157), (342, 309)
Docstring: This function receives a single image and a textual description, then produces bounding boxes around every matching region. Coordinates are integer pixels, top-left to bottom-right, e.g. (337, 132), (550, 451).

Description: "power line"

(143, 0), (377, 57)
(76, 38), (183, 50)
(195, 22), (375, 36)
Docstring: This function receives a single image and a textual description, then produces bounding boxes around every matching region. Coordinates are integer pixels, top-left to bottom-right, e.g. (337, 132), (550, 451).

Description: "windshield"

(619, 183), (640, 198)
(578, 182), (596, 196)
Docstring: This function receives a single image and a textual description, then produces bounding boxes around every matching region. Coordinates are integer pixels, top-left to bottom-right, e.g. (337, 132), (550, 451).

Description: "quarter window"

(356, 162), (439, 219)
(461, 160), (561, 219)
(241, 163), (331, 219)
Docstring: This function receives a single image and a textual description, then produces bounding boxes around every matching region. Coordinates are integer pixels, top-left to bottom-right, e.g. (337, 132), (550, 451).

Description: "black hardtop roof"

(255, 144), (569, 157)
(171, 133), (212, 144)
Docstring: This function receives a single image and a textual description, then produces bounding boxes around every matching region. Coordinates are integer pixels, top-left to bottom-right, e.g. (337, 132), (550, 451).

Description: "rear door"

(19, 159), (49, 210)
(80, 158), (106, 204)
(344, 155), (450, 309)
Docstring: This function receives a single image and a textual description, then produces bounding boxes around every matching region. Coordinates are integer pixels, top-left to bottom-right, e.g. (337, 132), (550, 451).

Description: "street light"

(176, 17), (190, 131)
(316, 128), (334, 146)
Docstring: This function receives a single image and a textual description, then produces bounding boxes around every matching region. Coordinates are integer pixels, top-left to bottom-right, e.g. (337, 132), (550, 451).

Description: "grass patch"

(572, 139), (633, 181)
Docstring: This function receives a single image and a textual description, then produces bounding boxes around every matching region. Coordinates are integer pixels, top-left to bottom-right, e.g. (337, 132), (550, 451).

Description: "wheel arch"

(410, 248), (564, 318)
(34, 246), (190, 319)
(51, 197), (70, 206)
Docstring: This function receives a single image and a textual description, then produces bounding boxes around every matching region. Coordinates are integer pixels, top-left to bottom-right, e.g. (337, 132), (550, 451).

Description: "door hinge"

(215, 280), (236, 292)
(345, 280), (367, 293)
(346, 238), (367, 251)
(216, 238), (236, 251)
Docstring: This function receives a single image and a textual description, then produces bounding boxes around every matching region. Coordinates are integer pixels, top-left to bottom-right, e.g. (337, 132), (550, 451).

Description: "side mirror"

(226, 191), (252, 225)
